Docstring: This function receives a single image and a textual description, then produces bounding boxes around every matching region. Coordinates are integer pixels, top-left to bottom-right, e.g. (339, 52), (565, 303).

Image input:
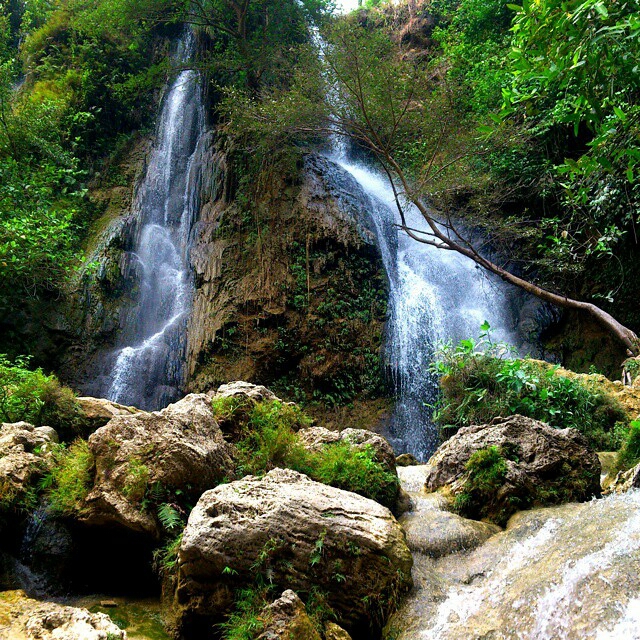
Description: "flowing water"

(101, 33), (206, 410)
(327, 149), (526, 459)
(391, 466), (640, 640)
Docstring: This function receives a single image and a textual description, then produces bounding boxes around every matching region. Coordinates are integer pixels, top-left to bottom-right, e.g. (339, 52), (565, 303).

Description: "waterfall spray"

(103, 31), (206, 410)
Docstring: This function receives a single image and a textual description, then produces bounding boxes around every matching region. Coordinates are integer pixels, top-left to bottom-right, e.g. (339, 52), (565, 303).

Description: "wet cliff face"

(60, 135), (391, 428)
(57, 135), (154, 393)
(186, 148), (391, 426)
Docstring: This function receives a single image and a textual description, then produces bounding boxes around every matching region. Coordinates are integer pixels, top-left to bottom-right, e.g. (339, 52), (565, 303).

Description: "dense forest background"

(1, 0), (639, 378)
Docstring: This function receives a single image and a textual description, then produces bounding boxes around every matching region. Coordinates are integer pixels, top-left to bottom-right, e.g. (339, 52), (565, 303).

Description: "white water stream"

(103, 33), (206, 410)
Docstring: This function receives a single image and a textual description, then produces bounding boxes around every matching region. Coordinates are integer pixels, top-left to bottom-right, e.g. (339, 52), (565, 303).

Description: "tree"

(502, 0), (640, 264)
(317, 18), (640, 353)
(178, 0), (334, 90)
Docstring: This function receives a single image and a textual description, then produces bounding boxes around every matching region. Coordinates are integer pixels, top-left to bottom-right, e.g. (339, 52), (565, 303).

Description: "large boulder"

(424, 415), (601, 523)
(0, 422), (58, 513)
(175, 468), (412, 638)
(0, 590), (125, 639)
(210, 381), (282, 404)
(83, 394), (235, 536)
(400, 497), (500, 558)
(75, 396), (140, 436)
(396, 465), (499, 559)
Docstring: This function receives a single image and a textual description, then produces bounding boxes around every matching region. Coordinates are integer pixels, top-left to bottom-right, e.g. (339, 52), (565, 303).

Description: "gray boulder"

(424, 415), (601, 522)
(83, 394), (235, 536)
(0, 422), (57, 512)
(175, 468), (412, 637)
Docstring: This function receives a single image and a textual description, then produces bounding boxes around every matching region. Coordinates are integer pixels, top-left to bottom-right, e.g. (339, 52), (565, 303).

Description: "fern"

(157, 502), (183, 532)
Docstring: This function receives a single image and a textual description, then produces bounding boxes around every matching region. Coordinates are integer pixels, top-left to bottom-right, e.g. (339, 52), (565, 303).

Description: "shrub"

(453, 445), (509, 523)
(152, 531), (184, 580)
(230, 400), (399, 509)
(307, 442), (399, 510)
(218, 585), (271, 640)
(0, 354), (81, 437)
(121, 457), (150, 504)
(431, 336), (627, 450)
(41, 439), (94, 515)
(617, 420), (640, 471)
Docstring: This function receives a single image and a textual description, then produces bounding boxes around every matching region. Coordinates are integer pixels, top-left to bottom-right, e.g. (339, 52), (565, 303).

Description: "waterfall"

(102, 32), (206, 410)
(326, 148), (525, 460)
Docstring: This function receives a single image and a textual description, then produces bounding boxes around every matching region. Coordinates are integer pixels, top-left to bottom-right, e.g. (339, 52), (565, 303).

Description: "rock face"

(297, 426), (397, 472)
(75, 396), (140, 436)
(83, 394), (235, 536)
(256, 590), (321, 640)
(606, 461), (640, 494)
(0, 590), (125, 640)
(387, 490), (640, 640)
(175, 468), (412, 638)
(425, 415), (601, 520)
(211, 381), (282, 404)
(0, 423), (57, 512)
(184, 151), (390, 432)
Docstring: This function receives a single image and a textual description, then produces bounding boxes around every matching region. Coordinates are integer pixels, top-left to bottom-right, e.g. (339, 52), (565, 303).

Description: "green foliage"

(617, 420), (640, 471)
(41, 439), (94, 515)
(121, 457), (150, 503)
(218, 584), (271, 640)
(431, 0), (514, 114)
(305, 441), (399, 509)
(0, 354), (80, 432)
(0, 478), (39, 514)
(187, 0), (333, 91)
(152, 531), (183, 578)
(452, 445), (508, 522)
(157, 502), (184, 533)
(496, 0), (640, 278)
(432, 333), (628, 450)
(0, 0), (171, 303)
(229, 399), (399, 508)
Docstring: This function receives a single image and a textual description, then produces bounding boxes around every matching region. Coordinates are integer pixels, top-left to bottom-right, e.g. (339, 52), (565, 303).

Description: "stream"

(391, 467), (640, 640)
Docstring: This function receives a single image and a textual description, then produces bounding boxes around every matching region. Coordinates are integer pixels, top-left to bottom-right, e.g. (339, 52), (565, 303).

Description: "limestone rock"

(256, 590), (320, 640)
(606, 461), (640, 494)
(176, 468), (412, 637)
(424, 415), (601, 520)
(0, 590), (125, 639)
(400, 499), (500, 558)
(395, 453), (418, 467)
(324, 622), (352, 640)
(75, 396), (140, 435)
(0, 423), (57, 512)
(210, 381), (282, 404)
(297, 426), (396, 472)
(83, 394), (235, 536)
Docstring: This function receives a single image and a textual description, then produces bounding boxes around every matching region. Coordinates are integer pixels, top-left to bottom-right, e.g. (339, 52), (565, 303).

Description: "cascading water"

(327, 150), (525, 459)
(101, 32), (206, 410)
